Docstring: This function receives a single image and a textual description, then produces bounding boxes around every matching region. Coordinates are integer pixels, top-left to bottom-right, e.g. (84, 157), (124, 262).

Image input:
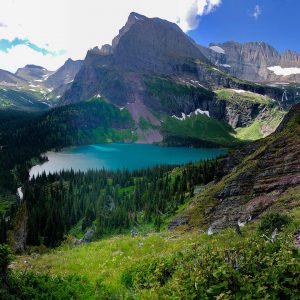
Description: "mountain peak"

(24, 64), (46, 70)
(128, 12), (147, 22)
(111, 12), (147, 49)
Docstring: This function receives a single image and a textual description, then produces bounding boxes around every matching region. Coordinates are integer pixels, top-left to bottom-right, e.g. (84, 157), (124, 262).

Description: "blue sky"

(188, 0), (300, 53)
(0, 0), (298, 72)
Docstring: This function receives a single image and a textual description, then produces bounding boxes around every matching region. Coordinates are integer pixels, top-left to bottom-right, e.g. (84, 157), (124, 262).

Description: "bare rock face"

(112, 12), (147, 49)
(112, 13), (208, 74)
(202, 41), (300, 83)
(44, 58), (82, 90)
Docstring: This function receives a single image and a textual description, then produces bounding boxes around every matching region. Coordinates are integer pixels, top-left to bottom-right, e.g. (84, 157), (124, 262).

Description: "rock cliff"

(201, 41), (300, 83)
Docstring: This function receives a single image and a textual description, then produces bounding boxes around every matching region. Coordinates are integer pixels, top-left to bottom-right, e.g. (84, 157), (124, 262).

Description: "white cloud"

(0, 0), (222, 72)
(251, 4), (262, 20)
(0, 45), (69, 73)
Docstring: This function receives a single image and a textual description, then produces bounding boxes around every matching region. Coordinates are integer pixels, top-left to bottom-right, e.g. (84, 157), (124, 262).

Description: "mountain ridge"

(200, 40), (300, 83)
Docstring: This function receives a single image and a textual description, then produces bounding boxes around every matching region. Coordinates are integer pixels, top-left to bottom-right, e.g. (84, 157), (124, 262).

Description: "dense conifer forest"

(24, 161), (218, 246)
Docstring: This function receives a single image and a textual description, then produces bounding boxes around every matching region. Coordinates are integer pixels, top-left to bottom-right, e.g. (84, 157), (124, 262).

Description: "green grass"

(215, 89), (272, 105)
(236, 107), (285, 141)
(13, 211), (300, 298)
(235, 120), (264, 140)
(15, 232), (200, 289)
(162, 114), (240, 147)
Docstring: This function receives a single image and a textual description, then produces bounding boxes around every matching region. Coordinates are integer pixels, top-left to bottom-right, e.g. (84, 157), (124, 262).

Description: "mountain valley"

(0, 10), (299, 300)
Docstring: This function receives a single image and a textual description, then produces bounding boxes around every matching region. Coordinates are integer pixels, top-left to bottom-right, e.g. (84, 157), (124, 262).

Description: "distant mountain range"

(0, 59), (82, 103)
(199, 41), (300, 83)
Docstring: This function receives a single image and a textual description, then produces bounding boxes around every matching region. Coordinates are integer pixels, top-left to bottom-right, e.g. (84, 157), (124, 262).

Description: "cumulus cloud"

(251, 5), (262, 20)
(0, 0), (222, 72)
(184, 0), (222, 30)
(0, 44), (69, 72)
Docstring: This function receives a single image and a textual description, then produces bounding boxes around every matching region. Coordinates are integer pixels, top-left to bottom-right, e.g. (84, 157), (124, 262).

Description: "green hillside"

(9, 209), (300, 299)
(162, 114), (240, 147)
(0, 88), (48, 111)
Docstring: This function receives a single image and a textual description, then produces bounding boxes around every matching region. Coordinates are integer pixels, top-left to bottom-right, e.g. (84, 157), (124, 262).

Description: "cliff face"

(44, 59), (82, 90)
(202, 41), (300, 83)
(170, 103), (300, 231)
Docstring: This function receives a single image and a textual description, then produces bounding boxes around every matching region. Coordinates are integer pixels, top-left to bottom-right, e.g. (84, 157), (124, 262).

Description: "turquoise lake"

(29, 143), (226, 178)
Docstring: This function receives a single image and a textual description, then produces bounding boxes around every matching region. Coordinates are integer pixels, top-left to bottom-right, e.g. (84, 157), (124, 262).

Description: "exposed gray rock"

(44, 58), (82, 90)
(201, 41), (300, 83)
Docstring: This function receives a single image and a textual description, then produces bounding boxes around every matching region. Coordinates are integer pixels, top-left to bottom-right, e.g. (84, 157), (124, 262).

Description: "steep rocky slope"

(201, 41), (300, 83)
(44, 58), (83, 91)
(169, 103), (300, 231)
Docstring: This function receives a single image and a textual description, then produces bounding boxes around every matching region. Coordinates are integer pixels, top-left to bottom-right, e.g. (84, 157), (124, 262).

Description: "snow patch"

(172, 108), (210, 121)
(194, 108), (210, 117)
(220, 64), (231, 68)
(209, 45), (225, 54)
(268, 66), (300, 76)
(212, 67), (221, 72)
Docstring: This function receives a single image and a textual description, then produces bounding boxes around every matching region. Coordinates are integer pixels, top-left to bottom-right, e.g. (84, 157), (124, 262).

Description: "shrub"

(258, 212), (291, 235)
(121, 234), (300, 299)
(0, 244), (14, 282)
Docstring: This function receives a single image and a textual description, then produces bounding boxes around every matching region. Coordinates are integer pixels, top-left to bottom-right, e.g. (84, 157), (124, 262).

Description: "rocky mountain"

(15, 65), (53, 82)
(169, 103), (300, 231)
(44, 58), (83, 91)
(0, 59), (83, 109)
(0, 69), (27, 86)
(200, 41), (300, 83)
(61, 12), (288, 143)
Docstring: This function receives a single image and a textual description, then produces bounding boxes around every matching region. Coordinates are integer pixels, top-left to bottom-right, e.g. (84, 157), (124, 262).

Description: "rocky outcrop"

(201, 41), (300, 83)
(169, 103), (300, 231)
